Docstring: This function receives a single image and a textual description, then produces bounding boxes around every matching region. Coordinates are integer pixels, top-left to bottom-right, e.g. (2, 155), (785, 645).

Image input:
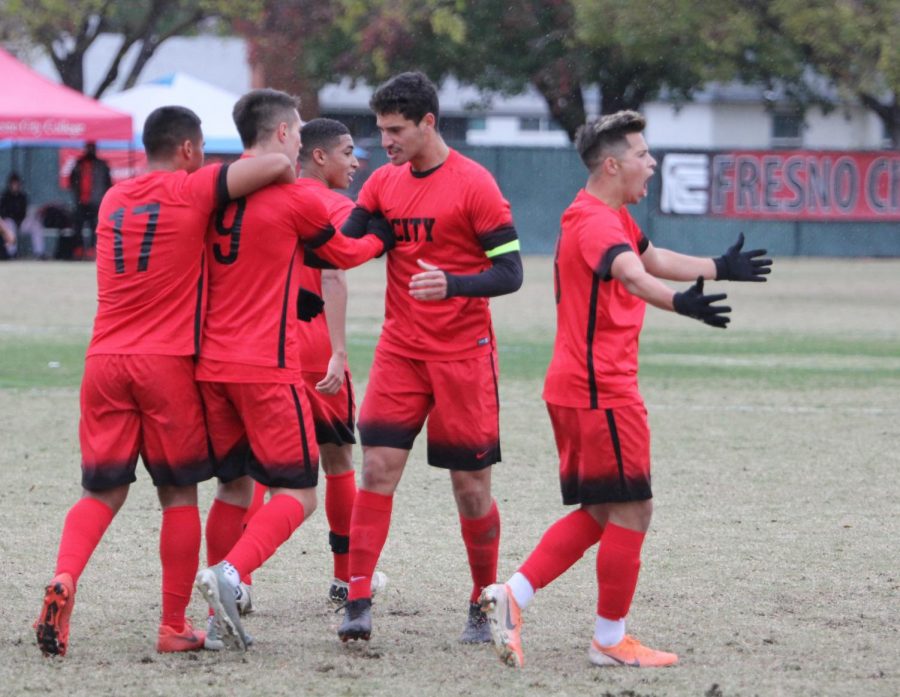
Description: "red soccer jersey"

(542, 189), (649, 409)
(197, 178), (383, 384)
(356, 148), (515, 360)
(295, 179), (354, 373)
(88, 164), (226, 357)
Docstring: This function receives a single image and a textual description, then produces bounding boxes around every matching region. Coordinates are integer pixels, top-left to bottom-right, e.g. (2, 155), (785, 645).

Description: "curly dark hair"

(370, 71), (440, 127)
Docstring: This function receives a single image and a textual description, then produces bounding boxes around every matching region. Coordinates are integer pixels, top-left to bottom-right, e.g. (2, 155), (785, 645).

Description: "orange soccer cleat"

(35, 573), (76, 657)
(589, 634), (678, 668)
(157, 620), (207, 653)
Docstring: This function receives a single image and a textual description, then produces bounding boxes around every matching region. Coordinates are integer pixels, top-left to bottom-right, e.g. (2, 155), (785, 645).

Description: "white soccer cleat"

(328, 570), (388, 605)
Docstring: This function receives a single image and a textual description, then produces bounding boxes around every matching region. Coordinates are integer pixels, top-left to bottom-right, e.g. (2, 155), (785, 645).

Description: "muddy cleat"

(480, 583), (524, 667)
(204, 615), (254, 651)
(195, 563), (250, 651)
(328, 579), (349, 605)
(588, 635), (678, 668)
(329, 571), (388, 606)
(338, 598), (372, 642)
(459, 601), (492, 644)
(204, 615), (225, 651)
(236, 582), (253, 616)
(35, 573), (75, 657)
(156, 620), (206, 653)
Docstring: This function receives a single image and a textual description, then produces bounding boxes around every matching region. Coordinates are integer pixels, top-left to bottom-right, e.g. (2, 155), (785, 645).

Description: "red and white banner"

(661, 151), (900, 221)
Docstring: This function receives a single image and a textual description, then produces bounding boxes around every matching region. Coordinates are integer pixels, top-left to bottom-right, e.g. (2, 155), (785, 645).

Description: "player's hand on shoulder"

(714, 232), (772, 282)
(409, 259), (448, 301)
(673, 277), (731, 329)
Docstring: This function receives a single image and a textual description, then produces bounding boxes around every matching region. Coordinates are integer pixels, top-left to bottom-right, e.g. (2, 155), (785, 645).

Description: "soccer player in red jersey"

(480, 111), (772, 669)
(193, 90), (393, 651)
(33, 105), (296, 657)
(336, 72), (524, 644)
(238, 118), (387, 606)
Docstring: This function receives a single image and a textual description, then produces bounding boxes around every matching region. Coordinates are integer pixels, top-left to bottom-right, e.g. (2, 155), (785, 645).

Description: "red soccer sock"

(205, 498), (247, 567)
(159, 505), (201, 631)
(224, 494), (305, 580)
(459, 499), (501, 604)
(325, 470), (357, 582)
(518, 508), (604, 591)
(595, 523), (646, 620)
(55, 496), (115, 586)
(239, 483), (268, 584)
(347, 489), (393, 601)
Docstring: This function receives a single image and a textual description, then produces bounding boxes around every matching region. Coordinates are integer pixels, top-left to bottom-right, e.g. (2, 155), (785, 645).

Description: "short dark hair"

(370, 71), (440, 126)
(233, 89), (300, 148)
(575, 110), (646, 171)
(142, 106), (202, 158)
(299, 118), (351, 163)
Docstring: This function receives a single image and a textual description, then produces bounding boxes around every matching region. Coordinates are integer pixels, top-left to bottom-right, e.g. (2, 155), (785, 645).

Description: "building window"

(468, 117), (487, 131)
(772, 110), (803, 147)
(519, 117), (541, 131)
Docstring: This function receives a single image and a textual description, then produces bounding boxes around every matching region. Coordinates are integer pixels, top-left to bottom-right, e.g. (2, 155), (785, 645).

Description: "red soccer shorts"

(301, 370), (356, 447)
(546, 401), (652, 505)
(79, 354), (213, 491)
(199, 381), (319, 489)
(357, 345), (501, 471)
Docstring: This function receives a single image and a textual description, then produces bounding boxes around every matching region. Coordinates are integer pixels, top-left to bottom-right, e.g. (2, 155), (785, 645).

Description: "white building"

(25, 33), (888, 150)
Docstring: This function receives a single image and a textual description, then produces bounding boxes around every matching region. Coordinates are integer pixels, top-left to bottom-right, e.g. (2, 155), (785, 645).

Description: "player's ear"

(180, 139), (194, 161)
(602, 155), (619, 176)
(313, 147), (327, 166)
(421, 113), (436, 130)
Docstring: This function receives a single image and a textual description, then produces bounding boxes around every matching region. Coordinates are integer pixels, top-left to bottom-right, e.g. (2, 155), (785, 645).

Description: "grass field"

(1, 257), (898, 697)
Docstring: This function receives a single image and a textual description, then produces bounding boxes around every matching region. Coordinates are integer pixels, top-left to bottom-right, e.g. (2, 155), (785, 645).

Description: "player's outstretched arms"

(224, 153), (295, 199)
(714, 232), (772, 282)
(673, 277), (731, 328)
(612, 250), (729, 328)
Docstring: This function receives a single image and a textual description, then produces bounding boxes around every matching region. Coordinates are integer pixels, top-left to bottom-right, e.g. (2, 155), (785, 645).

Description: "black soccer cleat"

(459, 601), (492, 644)
(338, 598), (373, 642)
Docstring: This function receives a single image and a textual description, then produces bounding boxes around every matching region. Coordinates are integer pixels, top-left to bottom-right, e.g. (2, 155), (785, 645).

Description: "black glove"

(297, 287), (324, 322)
(673, 277), (731, 329)
(714, 232), (772, 282)
(366, 212), (396, 254)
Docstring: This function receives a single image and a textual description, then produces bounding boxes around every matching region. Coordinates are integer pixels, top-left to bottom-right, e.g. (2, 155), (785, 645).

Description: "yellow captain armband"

(485, 240), (521, 258)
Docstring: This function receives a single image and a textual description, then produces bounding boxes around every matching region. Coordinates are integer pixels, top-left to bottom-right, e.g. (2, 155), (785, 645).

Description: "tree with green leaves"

(766, 0), (900, 147)
(0, 0), (259, 98)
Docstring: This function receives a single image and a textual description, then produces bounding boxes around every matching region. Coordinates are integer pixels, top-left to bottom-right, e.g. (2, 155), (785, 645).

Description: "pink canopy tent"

(0, 47), (131, 143)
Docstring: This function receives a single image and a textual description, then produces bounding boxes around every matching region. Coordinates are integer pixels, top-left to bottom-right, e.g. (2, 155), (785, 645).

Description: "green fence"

(4, 144), (899, 257)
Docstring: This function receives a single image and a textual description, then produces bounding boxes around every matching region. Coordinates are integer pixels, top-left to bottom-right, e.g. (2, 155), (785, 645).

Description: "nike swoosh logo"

(504, 599), (517, 631)
(476, 449), (491, 460)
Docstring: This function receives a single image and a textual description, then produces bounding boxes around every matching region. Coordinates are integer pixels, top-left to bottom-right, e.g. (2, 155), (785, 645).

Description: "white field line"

(642, 353), (900, 371)
(651, 403), (899, 415)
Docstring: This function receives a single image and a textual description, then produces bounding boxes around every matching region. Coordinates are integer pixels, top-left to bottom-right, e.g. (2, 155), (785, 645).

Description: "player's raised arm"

(641, 232), (772, 283)
(222, 153), (295, 200)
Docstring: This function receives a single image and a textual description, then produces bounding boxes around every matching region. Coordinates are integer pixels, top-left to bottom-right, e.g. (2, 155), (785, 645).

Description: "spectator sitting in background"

(0, 172), (27, 259)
